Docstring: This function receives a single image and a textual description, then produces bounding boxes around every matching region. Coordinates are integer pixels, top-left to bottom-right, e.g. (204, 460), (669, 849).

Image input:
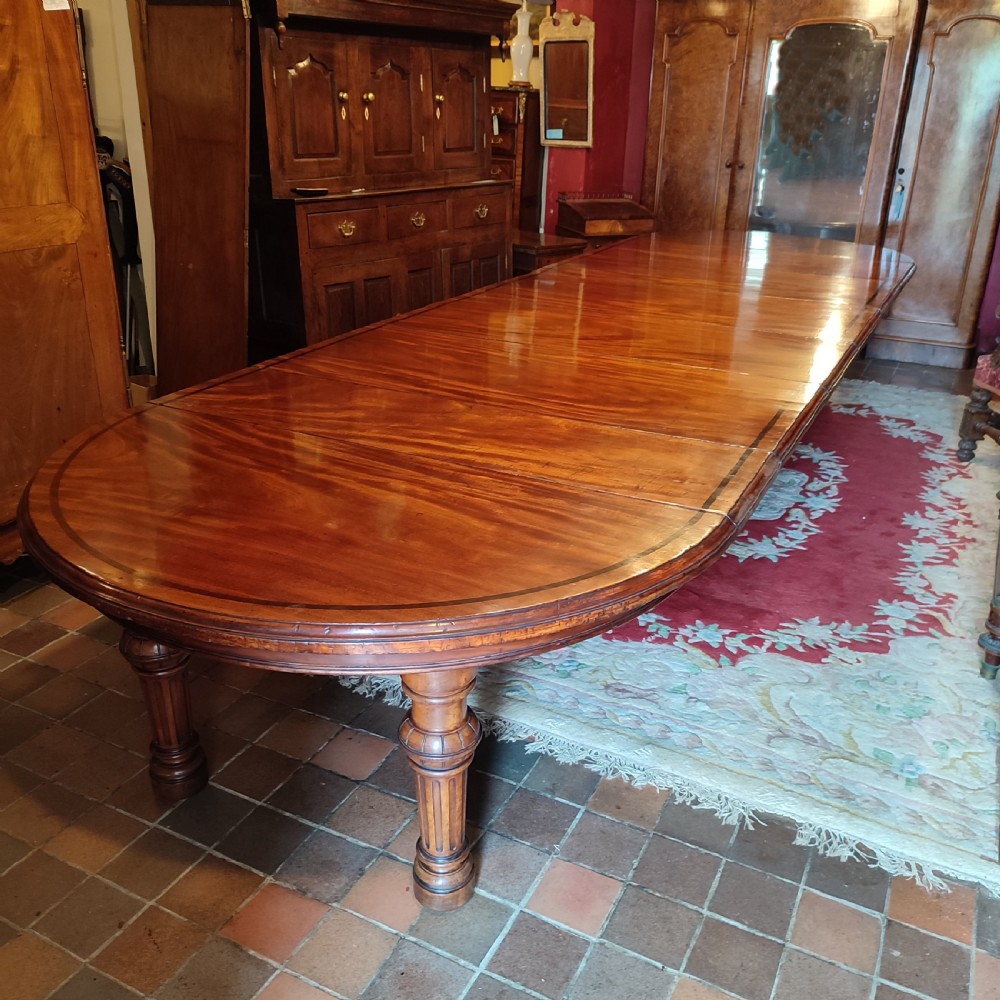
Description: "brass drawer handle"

(362, 92), (375, 104)
(491, 136), (504, 146)
(338, 219), (357, 238)
(410, 211), (426, 229)
(474, 203), (489, 220)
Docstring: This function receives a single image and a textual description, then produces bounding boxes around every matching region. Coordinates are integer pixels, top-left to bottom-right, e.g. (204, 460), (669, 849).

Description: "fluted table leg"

(120, 631), (209, 800)
(398, 667), (482, 910)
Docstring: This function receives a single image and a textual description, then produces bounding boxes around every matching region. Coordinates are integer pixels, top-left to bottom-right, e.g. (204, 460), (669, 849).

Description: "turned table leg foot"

(120, 631), (209, 800)
(399, 667), (482, 910)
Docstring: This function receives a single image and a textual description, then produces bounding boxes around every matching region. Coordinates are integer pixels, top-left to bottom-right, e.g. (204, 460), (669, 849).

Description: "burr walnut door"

(641, 0), (751, 232)
(0, 0), (127, 562)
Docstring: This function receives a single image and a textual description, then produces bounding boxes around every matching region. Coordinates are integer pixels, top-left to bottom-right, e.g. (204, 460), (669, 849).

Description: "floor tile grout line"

(767, 862), (810, 1000)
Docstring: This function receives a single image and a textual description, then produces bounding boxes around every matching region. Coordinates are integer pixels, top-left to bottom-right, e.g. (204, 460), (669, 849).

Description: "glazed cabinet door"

(876, 1), (1000, 366)
(641, 0), (751, 232)
(428, 45), (491, 177)
(259, 28), (358, 197)
(356, 40), (430, 184)
(727, 0), (919, 244)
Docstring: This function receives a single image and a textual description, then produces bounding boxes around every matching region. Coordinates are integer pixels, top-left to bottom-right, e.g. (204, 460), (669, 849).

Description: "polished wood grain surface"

(19, 230), (913, 907)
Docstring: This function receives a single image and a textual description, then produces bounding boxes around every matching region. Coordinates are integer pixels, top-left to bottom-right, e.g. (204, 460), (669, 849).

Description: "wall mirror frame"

(538, 10), (594, 148)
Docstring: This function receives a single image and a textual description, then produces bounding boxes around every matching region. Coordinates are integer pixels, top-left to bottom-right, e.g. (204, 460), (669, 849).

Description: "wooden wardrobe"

(873, 1), (1000, 366)
(0, 0), (128, 562)
(642, 0), (1000, 367)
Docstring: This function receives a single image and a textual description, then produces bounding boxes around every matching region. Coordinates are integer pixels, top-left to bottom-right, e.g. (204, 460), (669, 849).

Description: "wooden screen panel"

(145, 4), (250, 393)
(0, 0), (127, 560)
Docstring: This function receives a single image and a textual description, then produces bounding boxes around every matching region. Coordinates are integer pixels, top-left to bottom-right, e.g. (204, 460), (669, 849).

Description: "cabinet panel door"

(443, 240), (508, 297)
(260, 29), (358, 196)
(309, 259), (401, 343)
(881, 1), (1000, 357)
(641, 1), (751, 231)
(401, 250), (444, 312)
(357, 40), (430, 181)
(727, 0), (919, 244)
(429, 46), (490, 175)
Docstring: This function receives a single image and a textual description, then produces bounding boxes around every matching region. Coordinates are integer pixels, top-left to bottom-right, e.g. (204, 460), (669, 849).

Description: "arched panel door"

(358, 40), (430, 183)
(429, 45), (491, 176)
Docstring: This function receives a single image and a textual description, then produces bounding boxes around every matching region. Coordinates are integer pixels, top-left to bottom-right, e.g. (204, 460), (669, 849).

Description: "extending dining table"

(18, 231), (914, 909)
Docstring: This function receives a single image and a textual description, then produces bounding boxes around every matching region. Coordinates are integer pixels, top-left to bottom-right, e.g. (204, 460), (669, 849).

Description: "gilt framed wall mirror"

(538, 10), (594, 148)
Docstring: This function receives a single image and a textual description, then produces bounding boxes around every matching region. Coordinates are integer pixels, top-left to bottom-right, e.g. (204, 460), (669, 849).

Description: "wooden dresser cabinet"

(489, 87), (543, 231)
(250, 0), (514, 359)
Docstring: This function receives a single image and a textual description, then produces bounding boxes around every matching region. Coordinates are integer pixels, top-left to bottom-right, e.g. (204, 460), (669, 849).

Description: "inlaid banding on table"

(37, 407), (731, 619)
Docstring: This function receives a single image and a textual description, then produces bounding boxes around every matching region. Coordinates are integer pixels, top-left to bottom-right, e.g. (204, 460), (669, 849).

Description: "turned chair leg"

(120, 631), (209, 799)
(980, 491), (1000, 681)
(958, 387), (994, 461)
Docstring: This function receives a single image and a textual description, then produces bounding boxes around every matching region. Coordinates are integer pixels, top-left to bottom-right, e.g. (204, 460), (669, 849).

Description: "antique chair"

(958, 348), (1000, 679)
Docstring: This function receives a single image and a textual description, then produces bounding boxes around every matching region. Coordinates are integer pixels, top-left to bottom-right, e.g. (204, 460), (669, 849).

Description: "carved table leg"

(120, 631), (209, 800)
(398, 667), (482, 910)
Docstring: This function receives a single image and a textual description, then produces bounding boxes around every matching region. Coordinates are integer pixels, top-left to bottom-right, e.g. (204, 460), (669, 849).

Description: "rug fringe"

(339, 674), (996, 895)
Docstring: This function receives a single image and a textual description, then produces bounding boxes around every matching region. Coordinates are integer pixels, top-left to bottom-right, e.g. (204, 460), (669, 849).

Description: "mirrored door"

(724, 0), (919, 245)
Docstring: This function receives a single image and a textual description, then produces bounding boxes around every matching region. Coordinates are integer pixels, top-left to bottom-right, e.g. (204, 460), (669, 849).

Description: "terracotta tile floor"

(1, 358), (998, 1000)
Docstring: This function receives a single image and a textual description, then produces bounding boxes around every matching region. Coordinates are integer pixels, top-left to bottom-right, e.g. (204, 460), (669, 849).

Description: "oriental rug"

(350, 380), (1000, 893)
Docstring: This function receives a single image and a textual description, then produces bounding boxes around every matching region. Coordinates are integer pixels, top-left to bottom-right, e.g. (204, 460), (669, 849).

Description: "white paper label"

(43, 0), (72, 9)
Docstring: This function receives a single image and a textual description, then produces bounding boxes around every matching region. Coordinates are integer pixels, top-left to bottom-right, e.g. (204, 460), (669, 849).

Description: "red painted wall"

(542, 0), (656, 231)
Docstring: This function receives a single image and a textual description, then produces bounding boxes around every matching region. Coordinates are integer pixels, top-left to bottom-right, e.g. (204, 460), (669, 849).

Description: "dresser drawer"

(450, 189), (509, 230)
(490, 128), (515, 156)
(386, 198), (448, 241)
(489, 159), (515, 181)
(490, 92), (519, 126)
(306, 206), (384, 249)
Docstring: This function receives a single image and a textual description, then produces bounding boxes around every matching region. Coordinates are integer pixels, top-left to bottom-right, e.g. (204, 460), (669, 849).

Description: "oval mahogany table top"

(19, 231), (914, 675)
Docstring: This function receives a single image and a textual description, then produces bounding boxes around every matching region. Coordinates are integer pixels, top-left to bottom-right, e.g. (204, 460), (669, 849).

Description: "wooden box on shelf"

(555, 194), (655, 249)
